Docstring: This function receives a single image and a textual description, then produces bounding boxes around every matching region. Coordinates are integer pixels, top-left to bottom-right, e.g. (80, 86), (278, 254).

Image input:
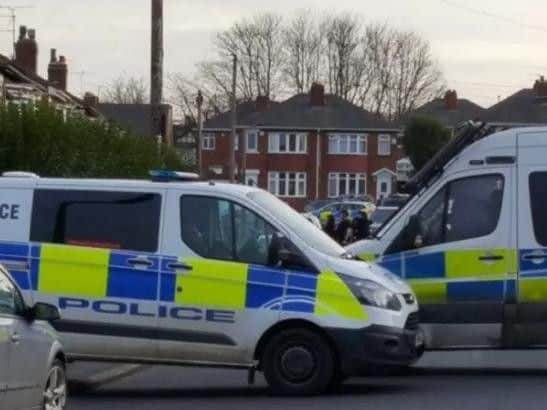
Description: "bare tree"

(102, 76), (148, 104)
(282, 10), (324, 94)
(212, 12), (285, 100)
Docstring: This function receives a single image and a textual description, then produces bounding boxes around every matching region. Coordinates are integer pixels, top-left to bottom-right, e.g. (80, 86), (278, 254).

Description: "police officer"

(319, 208), (332, 228)
(336, 209), (353, 245)
(352, 208), (370, 241)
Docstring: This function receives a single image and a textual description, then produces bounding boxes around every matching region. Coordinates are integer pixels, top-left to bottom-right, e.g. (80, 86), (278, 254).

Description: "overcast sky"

(0, 0), (546, 110)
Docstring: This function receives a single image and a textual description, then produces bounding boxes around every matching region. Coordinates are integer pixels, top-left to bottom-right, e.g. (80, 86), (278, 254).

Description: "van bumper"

(325, 324), (425, 376)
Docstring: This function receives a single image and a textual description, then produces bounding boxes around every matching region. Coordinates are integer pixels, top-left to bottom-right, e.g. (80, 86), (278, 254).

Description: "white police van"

(348, 123), (547, 350)
(0, 170), (421, 395)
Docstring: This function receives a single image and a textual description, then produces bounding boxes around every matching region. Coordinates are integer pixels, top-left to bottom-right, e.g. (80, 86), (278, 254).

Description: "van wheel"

(261, 328), (334, 396)
(43, 359), (67, 410)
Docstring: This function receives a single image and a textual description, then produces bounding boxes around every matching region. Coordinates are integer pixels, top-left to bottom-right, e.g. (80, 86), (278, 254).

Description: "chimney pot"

(310, 82), (325, 106)
(48, 49), (68, 91)
(444, 90), (458, 111)
(534, 76), (547, 98)
(255, 95), (270, 112)
(14, 26), (38, 75)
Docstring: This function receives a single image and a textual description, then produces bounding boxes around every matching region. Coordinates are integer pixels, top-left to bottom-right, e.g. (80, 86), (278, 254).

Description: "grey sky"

(0, 0), (546, 111)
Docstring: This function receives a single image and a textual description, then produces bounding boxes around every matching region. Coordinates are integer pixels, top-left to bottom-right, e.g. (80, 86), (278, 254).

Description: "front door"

(159, 192), (289, 364)
(1, 269), (45, 409)
(376, 174), (392, 200)
(381, 171), (513, 348)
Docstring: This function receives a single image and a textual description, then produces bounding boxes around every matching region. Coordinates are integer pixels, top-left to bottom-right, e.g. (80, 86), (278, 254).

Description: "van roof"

(0, 176), (263, 196)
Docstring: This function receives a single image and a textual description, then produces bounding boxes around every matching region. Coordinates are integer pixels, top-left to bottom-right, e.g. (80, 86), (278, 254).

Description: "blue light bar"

(149, 170), (200, 182)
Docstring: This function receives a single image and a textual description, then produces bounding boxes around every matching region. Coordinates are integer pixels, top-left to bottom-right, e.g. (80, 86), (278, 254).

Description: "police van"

(0, 171), (421, 395)
(348, 123), (547, 350)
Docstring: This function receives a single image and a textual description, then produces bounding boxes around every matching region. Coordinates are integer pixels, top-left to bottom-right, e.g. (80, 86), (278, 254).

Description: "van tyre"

(261, 328), (335, 396)
(43, 359), (67, 410)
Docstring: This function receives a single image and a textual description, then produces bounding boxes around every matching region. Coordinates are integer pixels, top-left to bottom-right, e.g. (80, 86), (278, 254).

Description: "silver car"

(0, 265), (66, 410)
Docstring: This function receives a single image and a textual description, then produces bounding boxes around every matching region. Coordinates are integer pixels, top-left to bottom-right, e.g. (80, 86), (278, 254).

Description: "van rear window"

(30, 189), (161, 252)
(529, 172), (547, 247)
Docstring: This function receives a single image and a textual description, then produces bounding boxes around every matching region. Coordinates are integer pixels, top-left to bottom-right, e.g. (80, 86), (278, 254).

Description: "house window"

(202, 133), (215, 150)
(268, 133), (307, 153)
(328, 173), (367, 198)
(245, 170), (260, 187)
(246, 130), (258, 153)
(378, 134), (391, 156)
(328, 134), (367, 155)
(268, 172), (307, 197)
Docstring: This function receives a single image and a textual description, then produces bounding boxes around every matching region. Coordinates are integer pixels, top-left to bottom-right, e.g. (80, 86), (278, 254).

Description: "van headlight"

(339, 274), (402, 311)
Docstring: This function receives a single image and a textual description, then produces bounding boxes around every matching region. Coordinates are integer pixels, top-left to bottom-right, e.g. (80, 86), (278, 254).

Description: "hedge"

(0, 102), (187, 178)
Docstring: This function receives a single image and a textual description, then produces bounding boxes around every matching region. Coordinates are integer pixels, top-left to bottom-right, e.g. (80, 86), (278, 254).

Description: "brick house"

(405, 90), (485, 133)
(0, 26), (99, 119)
(201, 84), (403, 210)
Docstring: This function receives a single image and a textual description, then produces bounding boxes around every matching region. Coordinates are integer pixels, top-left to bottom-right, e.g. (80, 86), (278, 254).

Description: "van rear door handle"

(478, 255), (504, 262)
(127, 258), (153, 268)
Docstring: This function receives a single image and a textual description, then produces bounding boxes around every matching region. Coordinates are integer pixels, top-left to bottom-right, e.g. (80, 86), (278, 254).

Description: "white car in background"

(0, 264), (66, 410)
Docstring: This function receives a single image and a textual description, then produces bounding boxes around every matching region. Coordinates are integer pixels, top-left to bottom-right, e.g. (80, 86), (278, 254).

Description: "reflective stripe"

(315, 270), (367, 320)
(38, 244), (109, 297)
(519, 278), (547, 302)
(174, 258), (248, 308)
(359, 252), (376, 262)
(407, 280), (446, 303)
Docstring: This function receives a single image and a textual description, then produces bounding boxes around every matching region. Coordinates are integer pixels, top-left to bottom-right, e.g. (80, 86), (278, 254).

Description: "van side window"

(529, 172), (547, 246)
(386, 174), (504, 254)
(181, 196), (279, 266)
(30, 190), (161, 252)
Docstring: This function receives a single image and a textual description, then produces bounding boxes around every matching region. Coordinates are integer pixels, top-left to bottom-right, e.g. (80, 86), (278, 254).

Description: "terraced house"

(201, 83), (403, 210)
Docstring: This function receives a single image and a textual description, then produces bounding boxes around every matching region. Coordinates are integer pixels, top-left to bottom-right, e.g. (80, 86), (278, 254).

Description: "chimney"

(255, 95), (270, 112)
(444, 90), (458, 111)
(310, 82), (325, 106)
(48, 49), (68, 91)
(534, 76), (547, 98)
(83, 92), (99, 108)
(14, 25), (38, 75)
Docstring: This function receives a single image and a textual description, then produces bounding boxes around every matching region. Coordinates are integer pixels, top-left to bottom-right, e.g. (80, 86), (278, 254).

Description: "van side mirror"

(27, 302), (61, 322)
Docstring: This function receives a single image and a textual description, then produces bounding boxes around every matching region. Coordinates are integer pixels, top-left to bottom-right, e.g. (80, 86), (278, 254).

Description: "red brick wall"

(201, 129), (402, 210)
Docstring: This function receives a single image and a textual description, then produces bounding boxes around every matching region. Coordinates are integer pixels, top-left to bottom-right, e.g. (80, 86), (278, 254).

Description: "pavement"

(67, 351), (547, 410)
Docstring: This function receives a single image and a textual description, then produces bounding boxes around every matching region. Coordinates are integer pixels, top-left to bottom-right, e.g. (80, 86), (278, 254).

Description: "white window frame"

(378, 134), (391, 156)
(268, 172), (307, 198)
(246, 130), (258, 153)
(245, 169), (260, 186)
(328, 134), (367, 155)
(202, 133), (215, 151)
(268, 133), (307, 154)
(328, 172), (367, 198)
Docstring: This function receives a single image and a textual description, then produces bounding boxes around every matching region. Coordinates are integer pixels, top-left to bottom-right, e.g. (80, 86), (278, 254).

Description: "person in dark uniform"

(352, 208), (370, 241)
(336, 210), (352, 245)
(324, 213), (336, 240)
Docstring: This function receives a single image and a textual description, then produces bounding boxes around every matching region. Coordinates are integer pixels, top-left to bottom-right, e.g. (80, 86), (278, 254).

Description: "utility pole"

(150, 0), (164, 144)
(195, 90), (203, 177)
(229, 53), (237, 183)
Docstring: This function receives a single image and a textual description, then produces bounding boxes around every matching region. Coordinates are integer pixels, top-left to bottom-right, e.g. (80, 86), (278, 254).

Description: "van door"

(29, 187), (164, 360)
(516, 131), (547, 345)
(159, 191), (285, 365)
(382, 170), (513, 348)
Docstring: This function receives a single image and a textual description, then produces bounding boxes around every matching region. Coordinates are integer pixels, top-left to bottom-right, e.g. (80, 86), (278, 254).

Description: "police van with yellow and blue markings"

(0, 170), (421, 395)
(348, 123), (547, 351)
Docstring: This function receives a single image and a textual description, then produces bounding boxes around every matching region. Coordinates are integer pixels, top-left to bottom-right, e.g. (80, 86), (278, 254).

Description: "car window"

(0, 271), (19, 316)
(445, 175), (504, 242)
(31, 189), (161, 252)
(529, 172), (547, 246)
(386, 174), (504, 254)
(181, 196), (281, 266)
